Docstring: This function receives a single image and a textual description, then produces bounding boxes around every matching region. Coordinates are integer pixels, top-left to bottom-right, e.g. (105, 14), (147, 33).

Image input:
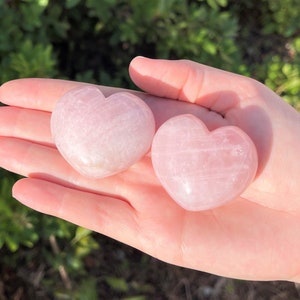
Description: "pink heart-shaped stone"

(51, 86), (155, 178)
(151, 114), (258, 211)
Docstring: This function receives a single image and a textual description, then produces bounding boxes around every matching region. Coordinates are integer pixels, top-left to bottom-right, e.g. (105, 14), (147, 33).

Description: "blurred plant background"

(0, 0), (300, 299)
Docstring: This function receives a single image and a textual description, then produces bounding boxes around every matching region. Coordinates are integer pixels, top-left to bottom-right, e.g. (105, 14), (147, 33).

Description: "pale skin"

(0, 57), (300, 282)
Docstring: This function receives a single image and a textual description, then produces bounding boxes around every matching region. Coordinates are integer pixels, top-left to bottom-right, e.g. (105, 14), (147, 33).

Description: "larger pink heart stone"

(51, 86), (155, 178)
(151, 115), (258, 211)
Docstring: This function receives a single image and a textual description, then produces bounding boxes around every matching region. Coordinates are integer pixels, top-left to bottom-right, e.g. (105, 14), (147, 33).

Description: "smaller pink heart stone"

(151, 115), (258, 211)
(51, 86), (155, 178)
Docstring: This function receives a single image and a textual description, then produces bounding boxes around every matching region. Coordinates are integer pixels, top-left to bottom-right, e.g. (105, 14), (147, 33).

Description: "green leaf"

(206, 0), (226, 10)
(104, 276), (129, 292)
(37, 0), (49, 7)
(72, 227), (93, 244)
(123, 297), (147, 300)
(76, 278), (98, 300)
(216, 0), (228, 7)
(9, 40), (56, 78)
(66, 0), (81, 9)
(203, 40), (217, 55)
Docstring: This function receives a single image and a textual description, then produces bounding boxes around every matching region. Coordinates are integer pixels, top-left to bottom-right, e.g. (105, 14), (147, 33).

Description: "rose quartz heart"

(51, 86), (155, 178)
(151, 114), (258, 211)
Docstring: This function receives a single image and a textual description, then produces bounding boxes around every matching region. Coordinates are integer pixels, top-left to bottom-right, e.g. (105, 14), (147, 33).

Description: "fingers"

(12, 178), (300, 281)
(0, 136), (159, 202)
(1, 59), (266, 115)
(0, 79), (79, 111)
(0, 106), (53, 146)
(129, 57), (277, 178)
(0, 137), (116, 194)
(129, 56), (268, 113)
(0, 78), (228, 130)
(12, 178), (139, 247)
(0, 136), (77, 182)
(0, 78), (126, 111)
(12, 178), (184, 267)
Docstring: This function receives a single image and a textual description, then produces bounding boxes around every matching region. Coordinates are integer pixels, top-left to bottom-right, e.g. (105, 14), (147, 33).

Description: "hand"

(1, 57), (300, 282)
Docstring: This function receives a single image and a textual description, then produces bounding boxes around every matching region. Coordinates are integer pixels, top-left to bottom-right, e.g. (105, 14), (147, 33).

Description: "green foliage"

(265, 0), (300, 37)
(104, 276), (129, 293)
(77, 0), (244, 84)
(228, 0), (300, 104)
(53, 278), (98, 300)
(0, 0), (57, 83)
(0, 0), (300, 298)
(40, 227), (99, 298)
(200, 0), (228, 10)
(10, 40), (56, 78)
(257, 36), (300, 107)
(0, 172), (39, 251)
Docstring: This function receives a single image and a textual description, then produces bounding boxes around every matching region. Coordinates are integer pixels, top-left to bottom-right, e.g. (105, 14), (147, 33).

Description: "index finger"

(129, 56), (274, 114)
(0, 78), (125, 111)
(0, 78), (227, 131)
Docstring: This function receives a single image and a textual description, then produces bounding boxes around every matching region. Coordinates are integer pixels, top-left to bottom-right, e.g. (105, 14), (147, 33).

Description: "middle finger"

(0, 136), (158, 198)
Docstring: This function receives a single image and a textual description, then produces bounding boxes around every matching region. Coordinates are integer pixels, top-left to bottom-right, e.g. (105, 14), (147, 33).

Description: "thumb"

(129, 56), (262, 114)
(129, 56), (274, 192)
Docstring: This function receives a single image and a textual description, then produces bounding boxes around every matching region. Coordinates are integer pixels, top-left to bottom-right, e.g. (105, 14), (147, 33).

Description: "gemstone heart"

(151, 114), (258, 211)
(51, 86), (155, 178)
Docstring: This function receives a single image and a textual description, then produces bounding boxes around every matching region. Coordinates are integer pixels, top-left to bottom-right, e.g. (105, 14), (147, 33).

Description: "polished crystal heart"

(51, 86), (155, 178)
(151, 114), (258, 211)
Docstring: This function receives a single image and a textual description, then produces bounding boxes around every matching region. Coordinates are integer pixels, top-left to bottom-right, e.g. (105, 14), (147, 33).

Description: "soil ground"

(0, 234), (299, 300)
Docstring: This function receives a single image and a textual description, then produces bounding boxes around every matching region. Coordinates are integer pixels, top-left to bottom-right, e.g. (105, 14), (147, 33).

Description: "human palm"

(1, 57), (300, 282)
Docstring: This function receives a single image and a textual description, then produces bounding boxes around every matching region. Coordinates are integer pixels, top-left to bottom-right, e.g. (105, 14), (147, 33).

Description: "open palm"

(1, 57), (300, 282)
